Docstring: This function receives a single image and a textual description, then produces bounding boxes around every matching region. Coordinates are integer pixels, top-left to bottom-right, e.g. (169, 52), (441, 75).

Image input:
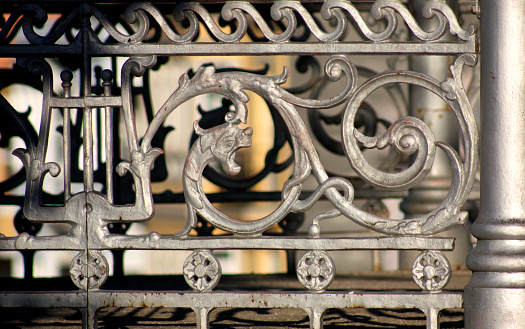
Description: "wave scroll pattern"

(0, 1), (475, 47)
(96, 1), (475, 44)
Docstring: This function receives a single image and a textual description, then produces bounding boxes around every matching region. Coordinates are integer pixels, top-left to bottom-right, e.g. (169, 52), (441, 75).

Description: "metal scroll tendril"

(141, 54), (476, 237)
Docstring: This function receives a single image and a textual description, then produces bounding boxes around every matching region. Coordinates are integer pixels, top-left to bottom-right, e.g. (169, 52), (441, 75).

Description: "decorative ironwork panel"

(0, 1), (479, 328)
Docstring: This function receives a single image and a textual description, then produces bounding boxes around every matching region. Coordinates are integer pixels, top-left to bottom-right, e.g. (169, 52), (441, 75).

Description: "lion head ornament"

(193, 121), (253, 176)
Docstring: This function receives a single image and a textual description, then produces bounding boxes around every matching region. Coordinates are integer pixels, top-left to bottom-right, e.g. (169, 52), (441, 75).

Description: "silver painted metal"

(183, 250), (222, 292)
(0, 1), (477, 57)
(412, 250), (451, 292)
(70, 251), (109, 291)
(0, 1), (480, 329)
(0, 236), (456, 251)
(296, 250), (335, 292)
(400, 0), (474, 270)
(464, 0), (525, 327)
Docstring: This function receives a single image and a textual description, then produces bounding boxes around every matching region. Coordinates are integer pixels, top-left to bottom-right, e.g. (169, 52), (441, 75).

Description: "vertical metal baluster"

(423, 308), (440, 329)
(61, 70), (73, 201)
(80, 306), (99, 329)
(101, 69), (114, 203)
(194, 307), (211, 329)
(305, 307), (326, 329)
(80, 11), (94, 329)
(465, 0), (525, 327)
(81, 7), (93, 193)
(83, 110), (94, 192)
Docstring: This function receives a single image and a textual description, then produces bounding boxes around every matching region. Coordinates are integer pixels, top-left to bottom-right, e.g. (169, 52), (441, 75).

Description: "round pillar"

(465, 0), (525, 327)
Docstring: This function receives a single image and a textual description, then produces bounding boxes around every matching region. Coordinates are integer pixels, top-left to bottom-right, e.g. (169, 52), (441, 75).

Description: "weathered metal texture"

(464, 0), (525, 327)
(0, 1), (479, 329)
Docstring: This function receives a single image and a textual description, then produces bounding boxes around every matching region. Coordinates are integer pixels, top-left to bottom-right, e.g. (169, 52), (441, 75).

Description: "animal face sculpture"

(195, 121), (253, 175)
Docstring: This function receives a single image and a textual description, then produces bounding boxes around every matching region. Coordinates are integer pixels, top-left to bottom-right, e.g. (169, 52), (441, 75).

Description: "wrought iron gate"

(0, 1), (481, 328)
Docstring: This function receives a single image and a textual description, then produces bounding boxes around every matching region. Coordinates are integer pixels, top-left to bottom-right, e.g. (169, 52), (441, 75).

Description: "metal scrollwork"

(0, 0), (479, 325)
(296, 250), (335, 292)
(69, 250), (109, 290)
(183, 250), (222, 292)
(0, 1), (475, 48)
(146, 56), (356, 237)
(7, 54), (478, 243)
(338, 55), (478, 235)
(412, 251), (451, 291)
(86, 1), (475, 45)
(129, 53), (479, 238)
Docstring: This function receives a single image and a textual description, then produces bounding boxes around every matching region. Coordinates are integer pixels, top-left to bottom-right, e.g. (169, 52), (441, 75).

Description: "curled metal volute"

(332, 68), (477, 235)
(271, 1), (345, 42)
(321, 0), (396, 42)
(16, 58), (54, 161)
(284, 56), (321, 95)
(352, 116), (436, 190)
(0, 5), (42, 41)
(172, 3), (200, 40)
(342, 72), (443, 192)
(223, 1), (297, 42)
(115, 2), (200, 43)
(121, 56), (157, 154)
(378, 1), (446, 41)
(268, 3), (298, 42)
(19, 5), (49, 39)
(281, 56), (357, 109)
(176, 2), (247, 43)
(422, 1), (477, 41)
(127, 56), (158, 77)
(220, 2), (250, 38)
(16, 58), (52, 84)
(14, 4), (82, 45)
(91, 3), (149, 43)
